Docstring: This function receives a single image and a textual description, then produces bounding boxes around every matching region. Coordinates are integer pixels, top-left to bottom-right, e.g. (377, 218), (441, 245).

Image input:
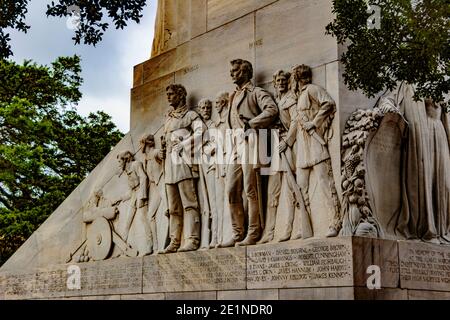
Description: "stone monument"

(1, 0), (449, 300)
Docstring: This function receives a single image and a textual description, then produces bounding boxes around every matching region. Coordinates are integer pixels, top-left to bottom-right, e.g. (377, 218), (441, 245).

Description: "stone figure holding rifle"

(292, 64), (341, 238)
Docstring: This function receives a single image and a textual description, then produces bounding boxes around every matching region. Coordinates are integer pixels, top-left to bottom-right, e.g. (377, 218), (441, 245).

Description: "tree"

(326, 0), (449, 105)
(0, 56), (124, 265)
(0, 0), (147, 59)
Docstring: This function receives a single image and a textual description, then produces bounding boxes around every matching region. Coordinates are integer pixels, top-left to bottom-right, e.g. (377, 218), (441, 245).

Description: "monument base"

(1, 237), (450, 300)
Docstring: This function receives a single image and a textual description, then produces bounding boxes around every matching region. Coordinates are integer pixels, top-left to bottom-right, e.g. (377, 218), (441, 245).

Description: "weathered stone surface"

(166, 291), (217, 300)
(81, 295), (121, 300)
(407, 290), (450, 300)
(247, 238), (353, 289)
(399, 241), (450, 292)
(279, 287), (354, 300)
(143, 247), (246, 293)
(352, 237), (400, 288)
(217, 289), (278, 300)
(67, 258), (143, 297)
(207, 0), (277, 31)
(1, 265), (67, 300)
(121, 293), (166, 300)
(133, 63), (143, 87)
(354, 287), (408, 300)
(174, 14), (255, 105)
(255, 0), (337, 84)
(366, 113), (407, 238)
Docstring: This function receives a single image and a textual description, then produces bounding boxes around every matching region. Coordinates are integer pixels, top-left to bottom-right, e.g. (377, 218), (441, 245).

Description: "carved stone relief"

(70, 62), (449, 263)
(341, 82), (450, 244)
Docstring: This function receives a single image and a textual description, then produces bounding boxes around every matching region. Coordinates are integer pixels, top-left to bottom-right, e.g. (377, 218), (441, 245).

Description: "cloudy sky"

(9, 1), (158, 133)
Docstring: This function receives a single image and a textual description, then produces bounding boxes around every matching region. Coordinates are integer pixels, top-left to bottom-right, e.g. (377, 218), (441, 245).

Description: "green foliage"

(326, 0), (449, 104)
(0, 0), (147, 59)
(0, 56), (124, 265)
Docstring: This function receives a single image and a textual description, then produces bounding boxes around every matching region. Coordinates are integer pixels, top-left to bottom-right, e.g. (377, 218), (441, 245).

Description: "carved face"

(166, 88), (182, 108)
(230, 63), (248, 87)
(275, 75), (289, 94)
(215, 97), (227, 114)
(145, 136), (155, 149)
(198, 101), (212, 120)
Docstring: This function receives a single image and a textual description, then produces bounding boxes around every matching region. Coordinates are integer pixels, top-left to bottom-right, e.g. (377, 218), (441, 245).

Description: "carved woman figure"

(424, 99), (450, 242)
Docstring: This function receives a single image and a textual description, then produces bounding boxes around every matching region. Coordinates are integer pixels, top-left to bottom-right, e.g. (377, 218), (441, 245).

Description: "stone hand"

(172, 142), (183, 155)
(303, 121), (316, 132)
(158, 149), (166, 160)
(240, 115), (251, 131)
(278, 140), (288, 153)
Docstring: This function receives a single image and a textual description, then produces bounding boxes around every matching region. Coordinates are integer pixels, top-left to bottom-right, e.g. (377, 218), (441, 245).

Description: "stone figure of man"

(292, 64), (341, 238)
(212, 91), (230, 248)
(161, 84), (205, 253)
(219, 59), (278, 247)
(116, 150), (153, 256)
(259, 70), (299, 244)
(140, 133), (168, 253)
(196, 98), (218, 249)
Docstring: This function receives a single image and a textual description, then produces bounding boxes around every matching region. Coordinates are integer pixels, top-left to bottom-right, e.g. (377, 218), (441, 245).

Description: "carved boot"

(257, 206), (276, 244)
(178, 209), (200, 252)
(326, 227), (339, 238)
(237, 200), (261, 246)
(217, 203), (245, 248)
(160, 214), (182, 254)
(150, 219), (158, 254)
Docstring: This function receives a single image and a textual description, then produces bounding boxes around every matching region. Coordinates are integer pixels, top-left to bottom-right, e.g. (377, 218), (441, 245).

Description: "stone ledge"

(1, 237), (450, 300)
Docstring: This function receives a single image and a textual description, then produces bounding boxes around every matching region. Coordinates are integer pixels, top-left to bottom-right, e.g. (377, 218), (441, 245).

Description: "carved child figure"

(141, 134), (168, 253)
(116, 150), (153, 256)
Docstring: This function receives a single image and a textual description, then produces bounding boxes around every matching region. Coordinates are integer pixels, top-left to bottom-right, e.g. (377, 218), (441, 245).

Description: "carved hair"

(272, 70), (291, 85)
(230, 59), (253, 80)
(117, 150), (134, 163)
(140, 134), (155, 153)
(216, 91), (229, 102)
(292, 64), (312, 84)
(291, 64), (312, 94)
(166, 84), (187, 105)
(198, 98), (213, 108)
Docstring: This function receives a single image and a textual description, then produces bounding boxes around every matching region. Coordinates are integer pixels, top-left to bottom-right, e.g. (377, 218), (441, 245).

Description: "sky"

(8, 1), (158, 133)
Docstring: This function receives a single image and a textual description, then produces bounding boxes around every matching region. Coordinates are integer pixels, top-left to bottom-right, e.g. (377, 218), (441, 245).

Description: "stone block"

(81, 295), (121, 300)
(131, 74), (174, 132)
(217, 289), (278, 300)
(133, 63), (143, 87)
(121, 293), (166, 300)
(174, 14), (255, 107)
(247, 238), (353, 289)
(166, 291), (217, 300)
(354, 287), (407, 300)
(143, 247), (246, 293)
(407, 290), (450, 300)
(255, 0), (337, 84)
(352, 237), (400, 288)
(279, 287), (354, 300)
(68, 258), (143, 297)
(399, 241), (450, 292)
(207, 0), (277, 31)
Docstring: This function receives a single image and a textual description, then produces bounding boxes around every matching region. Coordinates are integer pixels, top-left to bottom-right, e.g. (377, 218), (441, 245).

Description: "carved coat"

(163, 105), (205, 184)
(296, 83), (335, 169)
(227, 81), (278, 167)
